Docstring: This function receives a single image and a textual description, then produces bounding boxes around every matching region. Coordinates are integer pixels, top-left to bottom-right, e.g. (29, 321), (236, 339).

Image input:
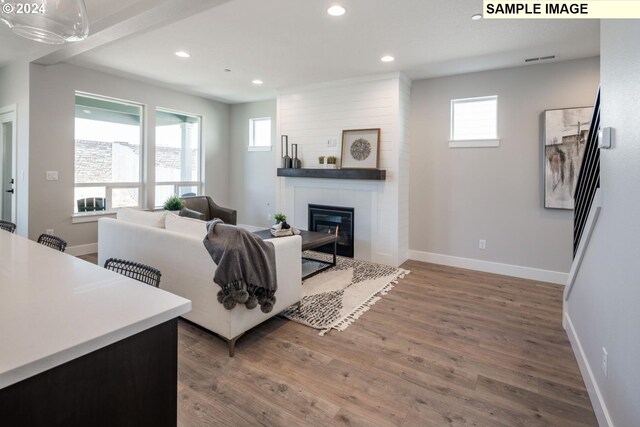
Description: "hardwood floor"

(80, 254), (597, 426)
(78, 253), (98, 264)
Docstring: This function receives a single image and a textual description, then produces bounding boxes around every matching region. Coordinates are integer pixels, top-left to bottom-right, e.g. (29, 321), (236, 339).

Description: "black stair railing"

(573, 87), (601, 257)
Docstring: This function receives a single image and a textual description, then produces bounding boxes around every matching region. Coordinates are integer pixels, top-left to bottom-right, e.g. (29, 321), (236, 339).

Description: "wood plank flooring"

(78, 254), (597, 426)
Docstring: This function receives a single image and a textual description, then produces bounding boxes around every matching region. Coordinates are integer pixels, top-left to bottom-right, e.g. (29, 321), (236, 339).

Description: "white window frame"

(154, 107), (203, 207)
(73, 92), (145, 219)
(248, 117), (272, 151)
(449, 95), (500, 148)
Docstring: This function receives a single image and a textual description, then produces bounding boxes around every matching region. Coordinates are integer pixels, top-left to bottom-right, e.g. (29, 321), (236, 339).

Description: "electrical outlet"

(602, 347), (608, 377)
(327, 138), (338, 148)
(267, 213), (272, 221)
(479, 239), (487, 250)
(46, 229), (54, 235)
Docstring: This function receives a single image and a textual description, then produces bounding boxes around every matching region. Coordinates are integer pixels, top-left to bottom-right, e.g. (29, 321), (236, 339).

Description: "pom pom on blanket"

(203, 219), (278, 313)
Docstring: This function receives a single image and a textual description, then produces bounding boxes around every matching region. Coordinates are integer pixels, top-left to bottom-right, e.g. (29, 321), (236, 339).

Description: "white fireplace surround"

(284, 179), (381, 263)
(276, 73), (410, 267)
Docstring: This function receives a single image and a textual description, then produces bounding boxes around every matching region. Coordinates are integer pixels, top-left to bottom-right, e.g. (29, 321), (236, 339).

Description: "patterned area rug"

(280, 252), (410, 335)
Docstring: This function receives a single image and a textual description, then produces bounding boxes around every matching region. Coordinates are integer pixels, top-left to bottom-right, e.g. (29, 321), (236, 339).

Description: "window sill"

(448, 139), (500, 148)
(248, 146), (272, 152)
(72, 211), (117, 224)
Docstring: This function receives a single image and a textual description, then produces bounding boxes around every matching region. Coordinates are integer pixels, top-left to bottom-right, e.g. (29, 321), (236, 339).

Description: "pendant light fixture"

(0, 0), (89, 44)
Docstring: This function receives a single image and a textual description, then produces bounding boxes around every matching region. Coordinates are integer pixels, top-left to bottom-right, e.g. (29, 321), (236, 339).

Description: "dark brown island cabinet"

(0, 231), (191, 427)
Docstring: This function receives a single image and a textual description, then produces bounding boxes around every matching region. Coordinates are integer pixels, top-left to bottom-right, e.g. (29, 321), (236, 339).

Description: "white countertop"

(0, 230), (191, 389)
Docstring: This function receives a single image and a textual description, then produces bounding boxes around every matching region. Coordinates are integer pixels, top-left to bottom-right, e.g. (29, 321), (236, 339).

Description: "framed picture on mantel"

(340, 128), (381, 169)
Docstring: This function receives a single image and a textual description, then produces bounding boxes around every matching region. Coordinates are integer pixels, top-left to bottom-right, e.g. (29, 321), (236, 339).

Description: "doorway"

(0, 108), (16, 224)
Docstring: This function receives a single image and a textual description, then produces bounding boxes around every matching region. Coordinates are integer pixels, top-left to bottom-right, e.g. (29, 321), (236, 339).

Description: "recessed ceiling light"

(175, 51), (190, 58)
(252, 79), (264, 85)
(471, 14), (483, 20)
(327, 5), (346, 16)
(381, 55), (395, 63)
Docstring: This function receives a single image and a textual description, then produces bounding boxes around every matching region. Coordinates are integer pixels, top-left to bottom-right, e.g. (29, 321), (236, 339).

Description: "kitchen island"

(0, 230), (191, 426)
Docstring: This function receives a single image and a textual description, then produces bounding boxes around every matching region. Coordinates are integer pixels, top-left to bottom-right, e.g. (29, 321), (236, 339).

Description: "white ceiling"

(2, 0), (600, 104)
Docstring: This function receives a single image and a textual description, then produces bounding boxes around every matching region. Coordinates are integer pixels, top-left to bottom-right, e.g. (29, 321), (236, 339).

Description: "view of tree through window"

(155, 109), (201, 207)
(74, 94), (143, 213)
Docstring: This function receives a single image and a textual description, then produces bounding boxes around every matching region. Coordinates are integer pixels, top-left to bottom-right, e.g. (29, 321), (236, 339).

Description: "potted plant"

(327, 156), (338, 169)
(164, 195), (185, 213)
(274, 212), (290, 229)
(318, 155), (326, 168)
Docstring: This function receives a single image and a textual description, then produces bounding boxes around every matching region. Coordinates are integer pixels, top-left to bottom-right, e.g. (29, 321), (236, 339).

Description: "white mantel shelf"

(0, 230), (191, 389)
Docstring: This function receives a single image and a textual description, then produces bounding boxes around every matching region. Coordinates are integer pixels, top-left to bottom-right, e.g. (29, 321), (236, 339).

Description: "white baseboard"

(407, 250), (568, 285)
(66, 243), (98, 256)
(564, 311), (613, 427)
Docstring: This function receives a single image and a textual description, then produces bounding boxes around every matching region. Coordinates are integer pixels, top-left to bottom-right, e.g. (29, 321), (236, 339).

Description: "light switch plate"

(46, 171), (59, 181)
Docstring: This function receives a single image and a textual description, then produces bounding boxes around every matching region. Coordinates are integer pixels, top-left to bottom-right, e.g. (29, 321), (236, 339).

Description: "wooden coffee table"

(254, 229), (338, 279)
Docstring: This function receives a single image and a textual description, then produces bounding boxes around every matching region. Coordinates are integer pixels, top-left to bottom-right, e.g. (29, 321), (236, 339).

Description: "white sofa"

(98, 212), (301, 356)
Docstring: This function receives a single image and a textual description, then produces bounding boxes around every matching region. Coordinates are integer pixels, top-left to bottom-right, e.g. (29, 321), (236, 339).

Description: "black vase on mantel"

(292, 143), (301, 169)
(281, 135), (292, 168)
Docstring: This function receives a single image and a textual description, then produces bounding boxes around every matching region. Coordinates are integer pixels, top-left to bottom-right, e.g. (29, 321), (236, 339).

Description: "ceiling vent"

(524, 55), (556, 63)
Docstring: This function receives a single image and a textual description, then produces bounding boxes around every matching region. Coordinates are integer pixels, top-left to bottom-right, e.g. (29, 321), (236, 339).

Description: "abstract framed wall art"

(340, 128), (381, 169)
(544, 107), (593, 209)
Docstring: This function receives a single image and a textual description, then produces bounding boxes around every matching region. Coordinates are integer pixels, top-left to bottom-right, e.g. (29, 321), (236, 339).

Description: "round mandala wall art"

(350, 138), (371, 161)
(341, 128), (380, 169)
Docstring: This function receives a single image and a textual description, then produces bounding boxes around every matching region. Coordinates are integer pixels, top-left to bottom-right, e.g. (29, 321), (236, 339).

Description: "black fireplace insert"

(308, 204), (354, 258)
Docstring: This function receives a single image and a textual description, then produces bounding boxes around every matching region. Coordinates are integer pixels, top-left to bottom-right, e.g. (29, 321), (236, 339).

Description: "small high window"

(249, 117), (272, 151)
(450, 95), (499, 147)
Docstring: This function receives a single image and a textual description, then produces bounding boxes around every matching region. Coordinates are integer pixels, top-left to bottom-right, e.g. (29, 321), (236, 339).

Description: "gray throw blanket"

(203, 220), (278, 313)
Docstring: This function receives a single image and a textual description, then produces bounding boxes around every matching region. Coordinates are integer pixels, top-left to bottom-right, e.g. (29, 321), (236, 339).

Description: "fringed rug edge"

(317, 268), (410, 336)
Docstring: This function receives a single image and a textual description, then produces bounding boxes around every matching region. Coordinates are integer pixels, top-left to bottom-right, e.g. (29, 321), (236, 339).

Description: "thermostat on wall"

(598, 127), (612, 149)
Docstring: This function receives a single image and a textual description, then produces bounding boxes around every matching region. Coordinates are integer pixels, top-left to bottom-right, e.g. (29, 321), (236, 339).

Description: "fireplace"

(308, 204), (355, 258)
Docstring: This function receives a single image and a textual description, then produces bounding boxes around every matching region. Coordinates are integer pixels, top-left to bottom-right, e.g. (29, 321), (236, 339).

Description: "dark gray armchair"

(179, 196), (237, 225)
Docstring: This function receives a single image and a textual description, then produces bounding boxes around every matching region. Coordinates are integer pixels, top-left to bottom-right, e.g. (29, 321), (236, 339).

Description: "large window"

(450, 95), (499, 148)
(74, 94), (143, 213)
(155, 109), (201, 207)
(248, 117), (271, 151)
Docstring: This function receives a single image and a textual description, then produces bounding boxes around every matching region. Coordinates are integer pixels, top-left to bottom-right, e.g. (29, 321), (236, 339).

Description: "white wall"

(277, 73), (410, 266)
(409, 57), (600, 283)
(0, 61), (30, 237)
(28, 62), (230, 247)
(565, 22), (640, 427)
(398, 73), (410, 264)
(229, 100), (277, 227)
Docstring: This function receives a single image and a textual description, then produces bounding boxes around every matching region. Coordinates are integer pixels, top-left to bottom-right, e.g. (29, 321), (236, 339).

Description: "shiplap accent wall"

(277, 73), (410, 266)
